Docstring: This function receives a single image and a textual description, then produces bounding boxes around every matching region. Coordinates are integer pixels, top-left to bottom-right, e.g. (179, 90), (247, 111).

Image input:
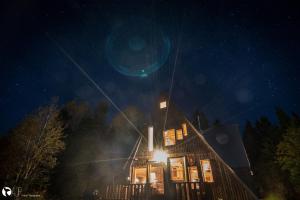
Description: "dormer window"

(160, 101), (167, 109)
(163, 129), (176, 146)
(182, 123), (188, 136)
(176, 129), (183, 140)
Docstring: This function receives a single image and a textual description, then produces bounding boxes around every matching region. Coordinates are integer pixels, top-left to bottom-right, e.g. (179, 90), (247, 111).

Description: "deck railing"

(171, 182), (206, 200)
(104, 183), (153, 200)
(102, 182), (206, 200)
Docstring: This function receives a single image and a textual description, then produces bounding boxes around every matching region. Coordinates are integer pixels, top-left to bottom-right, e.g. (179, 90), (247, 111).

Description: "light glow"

(152, 150), (168, 164)
(150, 172), (157, 183)
(160, 101), (167, 109)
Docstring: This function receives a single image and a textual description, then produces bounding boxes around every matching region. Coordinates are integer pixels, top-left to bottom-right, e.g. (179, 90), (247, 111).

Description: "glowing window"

(182, 123), (188, 136)
(188, 166), (199, 182)
(200, 160), (214, 182)
(132, 167), (147, 184)
(170, 157), (186, 181)
(164, 129), (176, 146)
(150, 165), (164, 194)
(176, 129), (183, 140)
(160, 101), (167, 109)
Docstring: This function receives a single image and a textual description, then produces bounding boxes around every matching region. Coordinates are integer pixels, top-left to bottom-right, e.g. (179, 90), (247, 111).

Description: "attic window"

(200, 159), (214, 183)
(182, 123), (188, 136)
(163, 129), (176, 146)
(160, 101), (167, 109)
(176, 129), (183, 140)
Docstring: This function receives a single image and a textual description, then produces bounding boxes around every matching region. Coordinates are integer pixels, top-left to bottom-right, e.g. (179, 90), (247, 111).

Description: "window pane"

(150, 165), (164, 194)
(188, 166), (199, 182)
(182, 123), (188, 136)
(176, 129), (183, 140)
(160, 101), (167, 109)
(170, 157), (185, 181)
(200, 160), (214, 182)
(133, 167), (147, 184)
(164, 129), (176, 146)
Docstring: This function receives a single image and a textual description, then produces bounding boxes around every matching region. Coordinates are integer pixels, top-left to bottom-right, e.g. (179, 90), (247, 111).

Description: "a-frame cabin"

(103, 96), (257, 200)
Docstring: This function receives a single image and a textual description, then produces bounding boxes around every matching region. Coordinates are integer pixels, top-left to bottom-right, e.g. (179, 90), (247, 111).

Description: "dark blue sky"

(0, 0), (299, 134)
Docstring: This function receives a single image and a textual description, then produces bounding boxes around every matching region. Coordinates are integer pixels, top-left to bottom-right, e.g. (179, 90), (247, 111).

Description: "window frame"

(182, 123), (188, 136)
(200, 159), (214, 183)
(176, 129), (183, 140)
(149, 164), (165, 194)
(169, 156), (187, 182)
(188, 166), (200, 182)
(163, 129), (176, 146)
(132, 166), (147, 184)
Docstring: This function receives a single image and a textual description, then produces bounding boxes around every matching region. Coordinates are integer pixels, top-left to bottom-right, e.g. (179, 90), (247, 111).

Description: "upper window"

(182, 123), (188, 136)
(200, 159), (214, 182)
(160, 101), (167, 109)
(176, 129), (183, 140)
(164, 129), (176, 146)
(170, 157), (186, 181)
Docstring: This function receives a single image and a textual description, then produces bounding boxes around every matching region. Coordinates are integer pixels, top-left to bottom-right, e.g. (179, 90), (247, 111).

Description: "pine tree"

(276, 107), (291, 131)
(254, 116), (288, 199)
(243, 121), (258, 166)
(277, 124), (300, 194)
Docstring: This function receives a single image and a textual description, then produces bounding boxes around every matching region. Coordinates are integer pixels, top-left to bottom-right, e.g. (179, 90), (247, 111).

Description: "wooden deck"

(102, 182), (207, 200)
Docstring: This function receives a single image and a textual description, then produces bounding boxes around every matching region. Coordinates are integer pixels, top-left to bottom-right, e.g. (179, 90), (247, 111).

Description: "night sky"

(1, 0), (300, 134)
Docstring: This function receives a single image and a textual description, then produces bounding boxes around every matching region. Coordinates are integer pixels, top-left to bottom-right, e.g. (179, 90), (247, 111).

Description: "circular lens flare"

(105, 19), (170, 78)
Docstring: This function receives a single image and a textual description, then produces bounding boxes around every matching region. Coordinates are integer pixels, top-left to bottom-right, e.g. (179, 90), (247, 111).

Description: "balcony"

(102, 182), (207, 200)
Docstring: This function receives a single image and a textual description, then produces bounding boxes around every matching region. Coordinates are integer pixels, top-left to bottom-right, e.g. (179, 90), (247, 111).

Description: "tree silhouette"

(0, 101), (65, 194)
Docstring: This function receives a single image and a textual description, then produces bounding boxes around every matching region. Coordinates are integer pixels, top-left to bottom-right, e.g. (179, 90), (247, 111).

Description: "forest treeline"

(0, 99), (144, 199)
(0, 99), (299, 200)
(243, 108), (300, 200)
(192, 108), (300, 199)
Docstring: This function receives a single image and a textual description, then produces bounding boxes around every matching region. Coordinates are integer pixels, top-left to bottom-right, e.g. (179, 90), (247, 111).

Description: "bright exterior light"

(152, 149), (168, 164)
(160, 101), (167, 109)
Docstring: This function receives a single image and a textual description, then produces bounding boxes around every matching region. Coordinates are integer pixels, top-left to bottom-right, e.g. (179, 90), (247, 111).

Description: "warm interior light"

(153, 150), (168, 164)
(160, 101), (167, 109)
(150, 172), (157, 183)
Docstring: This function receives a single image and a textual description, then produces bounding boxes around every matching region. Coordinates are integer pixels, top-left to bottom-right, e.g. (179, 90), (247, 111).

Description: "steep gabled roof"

(202, 124), (251, 169)
(185, 119), (258, 200)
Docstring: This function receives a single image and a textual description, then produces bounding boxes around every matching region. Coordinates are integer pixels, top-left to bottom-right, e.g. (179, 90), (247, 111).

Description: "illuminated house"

(103, 97), (257, 200)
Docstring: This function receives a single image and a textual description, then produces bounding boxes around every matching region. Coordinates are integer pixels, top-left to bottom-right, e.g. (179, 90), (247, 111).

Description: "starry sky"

(0, 0), (299, 134)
